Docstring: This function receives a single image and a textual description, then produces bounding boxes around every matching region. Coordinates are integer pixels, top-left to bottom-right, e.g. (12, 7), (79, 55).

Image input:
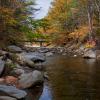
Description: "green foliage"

(19, 17), (50, 42)
(0, 0), (37, 46)
(5, 60), (16, 69)
(26, 32), (49, 41)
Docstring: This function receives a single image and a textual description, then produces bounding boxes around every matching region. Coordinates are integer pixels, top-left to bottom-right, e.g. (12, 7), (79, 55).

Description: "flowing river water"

(38, 55), (100, 100)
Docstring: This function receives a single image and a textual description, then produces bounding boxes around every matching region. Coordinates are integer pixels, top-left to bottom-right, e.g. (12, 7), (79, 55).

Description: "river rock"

(17, 53), (35, 68)
(0, 59), (5, 76)
(24, 58), (35, 68)
(0, 96), (17, 100)
(20, 52), (46, 63)
(0, 76), (18, 86)
(83, 49), (96, 59)
(5, 76), (18, 86)
(13, 68), (25, 75)
(38, 48), (49, 53)
(31, 53), (46, 62)
(12, 64), (32, 75)
(46, 52), (53, 57)
(0, 50), (7, 56)
(0, 85), (27, 99)
(18, 70), (44, 89)
(7, 45), (23, 53)
(34, 63), (44, 70)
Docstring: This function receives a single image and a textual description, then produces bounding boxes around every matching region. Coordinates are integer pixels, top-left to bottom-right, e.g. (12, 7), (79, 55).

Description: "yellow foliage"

(69, 26), (89, 40)
(85, 40), (96, 48)
(85, 43), (94, 48)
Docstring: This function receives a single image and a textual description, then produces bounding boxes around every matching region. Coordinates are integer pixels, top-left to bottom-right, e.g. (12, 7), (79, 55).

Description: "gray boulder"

(18, 70), (44, 89)
(0, 85), (27, 99)
(8, 45), (23, 53)
(83, 49), (96, 59)
(34, 63), (44, 70)
(38, 48), (49, 53)
(0, 96), (17, 100)
(0, 50), (7, 56)
(13, 68), (25, 75)
(24, 58), (35, 68)
(46, 52), (53, 57)
(0, 59), (5, 76)
(21, 52), (46, 63)
(17, 53), (35, 68)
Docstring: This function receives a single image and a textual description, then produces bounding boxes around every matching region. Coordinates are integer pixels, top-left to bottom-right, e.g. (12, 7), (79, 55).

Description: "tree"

(46, 0), (87, 44)
(46, 0), (100, 45)
(0, 0), (36, 45)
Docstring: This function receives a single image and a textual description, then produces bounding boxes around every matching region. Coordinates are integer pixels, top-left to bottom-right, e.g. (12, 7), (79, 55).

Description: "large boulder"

(0, 96), (17, 100)
(7, 45), (23, 53)
(17, 54), (35, 68)
(0, 59), (5, 76)
(18, 70), (44, 89)
(0, 85), (27, 99)
(83, 49), (96, 59)
(19, 52), (46, 63)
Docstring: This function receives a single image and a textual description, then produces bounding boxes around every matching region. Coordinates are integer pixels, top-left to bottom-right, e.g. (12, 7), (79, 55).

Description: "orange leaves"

(69, 26), (89, 41)
(5, 76), (18, 86)
(0, 7), (17, 27)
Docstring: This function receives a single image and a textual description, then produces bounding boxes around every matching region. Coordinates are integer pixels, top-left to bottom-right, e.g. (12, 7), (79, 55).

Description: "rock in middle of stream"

(0, 85), (27, 99)
(18, 70), (44, 89)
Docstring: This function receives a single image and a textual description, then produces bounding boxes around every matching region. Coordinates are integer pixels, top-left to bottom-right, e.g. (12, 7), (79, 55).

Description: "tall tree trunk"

(94, 0), (100, 25)
(87, 0), (94, 40)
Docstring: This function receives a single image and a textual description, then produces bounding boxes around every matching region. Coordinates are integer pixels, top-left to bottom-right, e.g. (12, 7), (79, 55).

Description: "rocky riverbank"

(0, 45), (47, 100)
(0, 44), (100, 100)
(43, 43), (100, 59)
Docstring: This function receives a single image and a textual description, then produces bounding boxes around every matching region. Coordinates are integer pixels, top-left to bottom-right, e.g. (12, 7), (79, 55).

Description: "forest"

(0, 0), (100, 47)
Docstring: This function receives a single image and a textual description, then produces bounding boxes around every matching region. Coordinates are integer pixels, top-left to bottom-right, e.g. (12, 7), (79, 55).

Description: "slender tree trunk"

(87, 0), (94, 40)
(94, 0), (100, 25)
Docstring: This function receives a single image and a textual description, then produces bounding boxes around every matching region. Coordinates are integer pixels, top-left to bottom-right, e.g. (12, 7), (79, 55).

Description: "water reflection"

(43, 56), (100, 100)
(84, 59), (96, 65)
(39, 82), (52, 100)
